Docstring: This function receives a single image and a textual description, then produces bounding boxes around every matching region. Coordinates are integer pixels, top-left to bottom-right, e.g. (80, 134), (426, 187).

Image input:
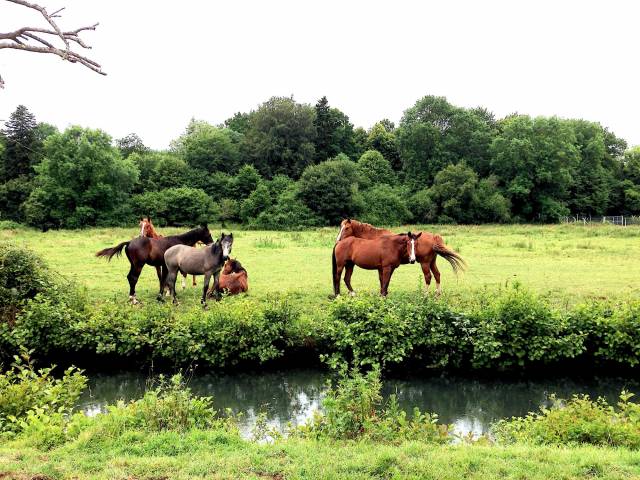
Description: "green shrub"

(131, 187), (218, 226)
(470, 285), (585, 368)
(0, 350), (87, 435)
(294, 367), (450, 442)
(493, 391), (640, 448)
(358, 185), (412, 226)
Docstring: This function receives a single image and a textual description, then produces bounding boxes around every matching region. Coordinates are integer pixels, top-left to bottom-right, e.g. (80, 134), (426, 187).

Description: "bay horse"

(164, 233), (234, 306)
(96, 225), (214, 304)
(215, 258), (248, 295)
(335, 218), (466, 295)
(139, 217), (197, 289)
(332, 232), (422, 297)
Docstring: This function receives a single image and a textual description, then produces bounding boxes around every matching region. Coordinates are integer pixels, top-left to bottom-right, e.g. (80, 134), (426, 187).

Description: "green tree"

(232, 164), (262, 199)
(23, 126), (139, 228)
(352, 127), (368, 160)
(131, 187), (217, 226)
(1, 105), (38, 180)
(621, 146), (640, 213)
(359, 185), (411, 226)
(398, 96), (496, 188)
(424, 163), (510, 223)
(366, 122), (400, 170)
(357, 150), (396, 187)
(116, 133), (148, 158)
(240, 183), (272, 222)
(244, 97), (316, 178)
(489, 115), (580, 221)
(173, 120), (241, 174)
(298, 155), (359, 224)
(224, 112), (251, 134)
(313, 96), (356, 162)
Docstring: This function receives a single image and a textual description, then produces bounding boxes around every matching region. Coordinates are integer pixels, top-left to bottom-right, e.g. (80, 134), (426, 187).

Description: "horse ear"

(416, 232), (422, 238)
(346, 218), (351, 223)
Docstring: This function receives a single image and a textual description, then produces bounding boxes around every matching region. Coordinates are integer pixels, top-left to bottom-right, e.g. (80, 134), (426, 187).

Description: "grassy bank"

(3, 437), (639, 479)
(1, 223), (639, 307)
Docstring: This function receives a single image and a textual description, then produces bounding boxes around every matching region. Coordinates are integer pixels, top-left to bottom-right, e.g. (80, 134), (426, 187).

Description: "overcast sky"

(1, 0), (638, 149)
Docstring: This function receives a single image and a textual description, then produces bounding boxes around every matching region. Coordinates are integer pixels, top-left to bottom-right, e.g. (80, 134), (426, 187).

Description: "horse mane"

(226, 259), (247, 277)
(351, 220), (393, 236)
(144, 221), (162, 239)
(173, 227), (206, 244)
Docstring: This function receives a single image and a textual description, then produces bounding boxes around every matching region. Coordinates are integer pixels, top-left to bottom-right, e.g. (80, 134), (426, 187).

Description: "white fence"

(560, 215), (640, 226)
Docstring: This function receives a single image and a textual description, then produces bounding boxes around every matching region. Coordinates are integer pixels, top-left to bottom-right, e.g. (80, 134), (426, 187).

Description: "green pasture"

(1, 223), (639, 306)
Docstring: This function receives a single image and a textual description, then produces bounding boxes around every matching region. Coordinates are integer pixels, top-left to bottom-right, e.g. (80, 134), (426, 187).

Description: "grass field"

(1, 223), (639, 307)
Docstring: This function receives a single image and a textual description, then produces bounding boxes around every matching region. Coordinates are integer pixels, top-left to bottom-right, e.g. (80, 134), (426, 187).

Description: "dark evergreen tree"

(314, 96), (337, 162)
(2, 105), (38, 181)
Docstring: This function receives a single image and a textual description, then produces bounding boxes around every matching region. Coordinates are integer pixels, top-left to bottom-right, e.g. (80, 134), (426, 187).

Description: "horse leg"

(344, 262), (356, 296)
(431, 258), (442, 296)
(212, 270), (221, 301)
(420, 261), (432, 295)
(380, 267), (394, 297)
(333, 262), (345, 297)
(127, 263), (143, 304)
(202, 271), (213, 307)
(165, 267), (179, 304)
(181, 272), (187, 290)
(192, 275), (197, 287)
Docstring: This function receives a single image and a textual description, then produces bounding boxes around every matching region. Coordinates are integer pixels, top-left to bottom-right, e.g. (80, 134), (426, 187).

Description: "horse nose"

(410, 260), (415, 264)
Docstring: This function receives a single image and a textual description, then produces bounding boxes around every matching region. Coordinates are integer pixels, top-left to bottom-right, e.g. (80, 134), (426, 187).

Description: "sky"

(1, 0), (638, 149)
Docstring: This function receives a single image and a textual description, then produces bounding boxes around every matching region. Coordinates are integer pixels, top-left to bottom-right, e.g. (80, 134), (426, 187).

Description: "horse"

(214, 258), (248, 295)
(336, 218), (466, 295)
(139, 217), (197, 289)
(164, 232), (234, 306)
(96, 225), (214, 304)
(332, 232), (421, 297)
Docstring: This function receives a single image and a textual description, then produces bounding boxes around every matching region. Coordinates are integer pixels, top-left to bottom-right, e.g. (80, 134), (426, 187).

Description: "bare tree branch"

(0, 0), (105, 87)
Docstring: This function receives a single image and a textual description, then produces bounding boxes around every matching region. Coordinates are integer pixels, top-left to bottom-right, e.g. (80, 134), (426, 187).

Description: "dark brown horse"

(332, 232), (421, 297)
(96, 225), (213, 304)
(336, 219), (466, 295)
(139, 217), (197, 289)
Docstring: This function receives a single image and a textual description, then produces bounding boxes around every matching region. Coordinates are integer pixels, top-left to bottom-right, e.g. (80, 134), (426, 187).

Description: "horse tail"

(432, 235), (466, 275)
(332, 243), (338, 291)
(95, 241), (129, 261)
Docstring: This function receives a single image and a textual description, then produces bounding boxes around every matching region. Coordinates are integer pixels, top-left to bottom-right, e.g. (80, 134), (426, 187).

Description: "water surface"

(80, 369), (640, 438)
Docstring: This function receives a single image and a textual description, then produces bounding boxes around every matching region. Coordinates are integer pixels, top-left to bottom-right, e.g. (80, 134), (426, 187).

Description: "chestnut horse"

(214, 258), (248, 295)
(139, 217), (197, 289)
(335, 219), (466, 295)
(332, 232), (422, 296)
(96, 224), (213, 304)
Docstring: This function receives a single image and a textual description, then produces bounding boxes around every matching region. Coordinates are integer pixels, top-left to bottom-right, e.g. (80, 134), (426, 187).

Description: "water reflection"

(80, 369), (640, 438)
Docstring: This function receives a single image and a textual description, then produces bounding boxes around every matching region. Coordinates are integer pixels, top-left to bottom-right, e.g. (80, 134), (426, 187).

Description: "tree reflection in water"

(80, 370), (640, 438)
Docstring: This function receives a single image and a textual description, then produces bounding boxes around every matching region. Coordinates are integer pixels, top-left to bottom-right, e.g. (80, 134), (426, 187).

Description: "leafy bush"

(131, 187), (219, 226)
(469, 285), (585, 368)
(250, 185), (321, 229)
(357, 149), (396, 187)
(0, 350), (87, 435)
(358, 185), (411, 226)
(493, 391), (640, 448)
(294, 367), (450, 442)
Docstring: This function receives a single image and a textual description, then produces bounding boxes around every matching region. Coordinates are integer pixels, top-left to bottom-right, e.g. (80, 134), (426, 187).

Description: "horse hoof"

(129, 296), (140, 305)
(156, 295), (165, 303)
(349, 291), (356, 297)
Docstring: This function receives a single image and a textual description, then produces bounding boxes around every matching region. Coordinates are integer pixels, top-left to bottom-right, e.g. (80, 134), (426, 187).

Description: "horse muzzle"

(410, 260), (416, 264)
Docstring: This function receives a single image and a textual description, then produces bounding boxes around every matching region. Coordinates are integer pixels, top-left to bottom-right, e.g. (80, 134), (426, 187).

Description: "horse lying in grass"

(332, 232), (422, 297)
(164, 232), (234, 306)
(96, 225), (213, 304)
(139, 216), (197, 289)
(335, 218), (466, 295)
(215, 258), (248, 296)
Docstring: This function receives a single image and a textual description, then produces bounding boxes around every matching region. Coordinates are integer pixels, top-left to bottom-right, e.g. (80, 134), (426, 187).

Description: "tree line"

(1, 95), (639, 229)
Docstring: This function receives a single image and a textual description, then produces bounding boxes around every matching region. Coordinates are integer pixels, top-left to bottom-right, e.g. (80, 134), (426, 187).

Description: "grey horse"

(164, 232), (233, 306)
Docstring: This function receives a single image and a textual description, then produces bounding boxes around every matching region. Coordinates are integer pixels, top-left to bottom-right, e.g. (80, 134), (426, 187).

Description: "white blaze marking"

(222, 242), (232, 258)
(336, 225), (344, 243)
(139, 223), (145, 237)
(410, 239), (416, 262)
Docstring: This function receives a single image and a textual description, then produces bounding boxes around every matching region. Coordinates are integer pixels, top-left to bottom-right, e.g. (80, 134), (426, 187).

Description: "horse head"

(406, 231), (422, 264)
(199, 225), (214, 245)
(220, 232), (233, 261)
(139, 216), (155, 238)
(336, 218), (353, 243)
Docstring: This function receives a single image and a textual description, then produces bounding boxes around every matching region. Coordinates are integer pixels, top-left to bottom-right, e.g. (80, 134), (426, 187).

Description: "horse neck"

(147, 225), (162, 239)
(173, 228), (203, 246)
(353, 222), (391, 238)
